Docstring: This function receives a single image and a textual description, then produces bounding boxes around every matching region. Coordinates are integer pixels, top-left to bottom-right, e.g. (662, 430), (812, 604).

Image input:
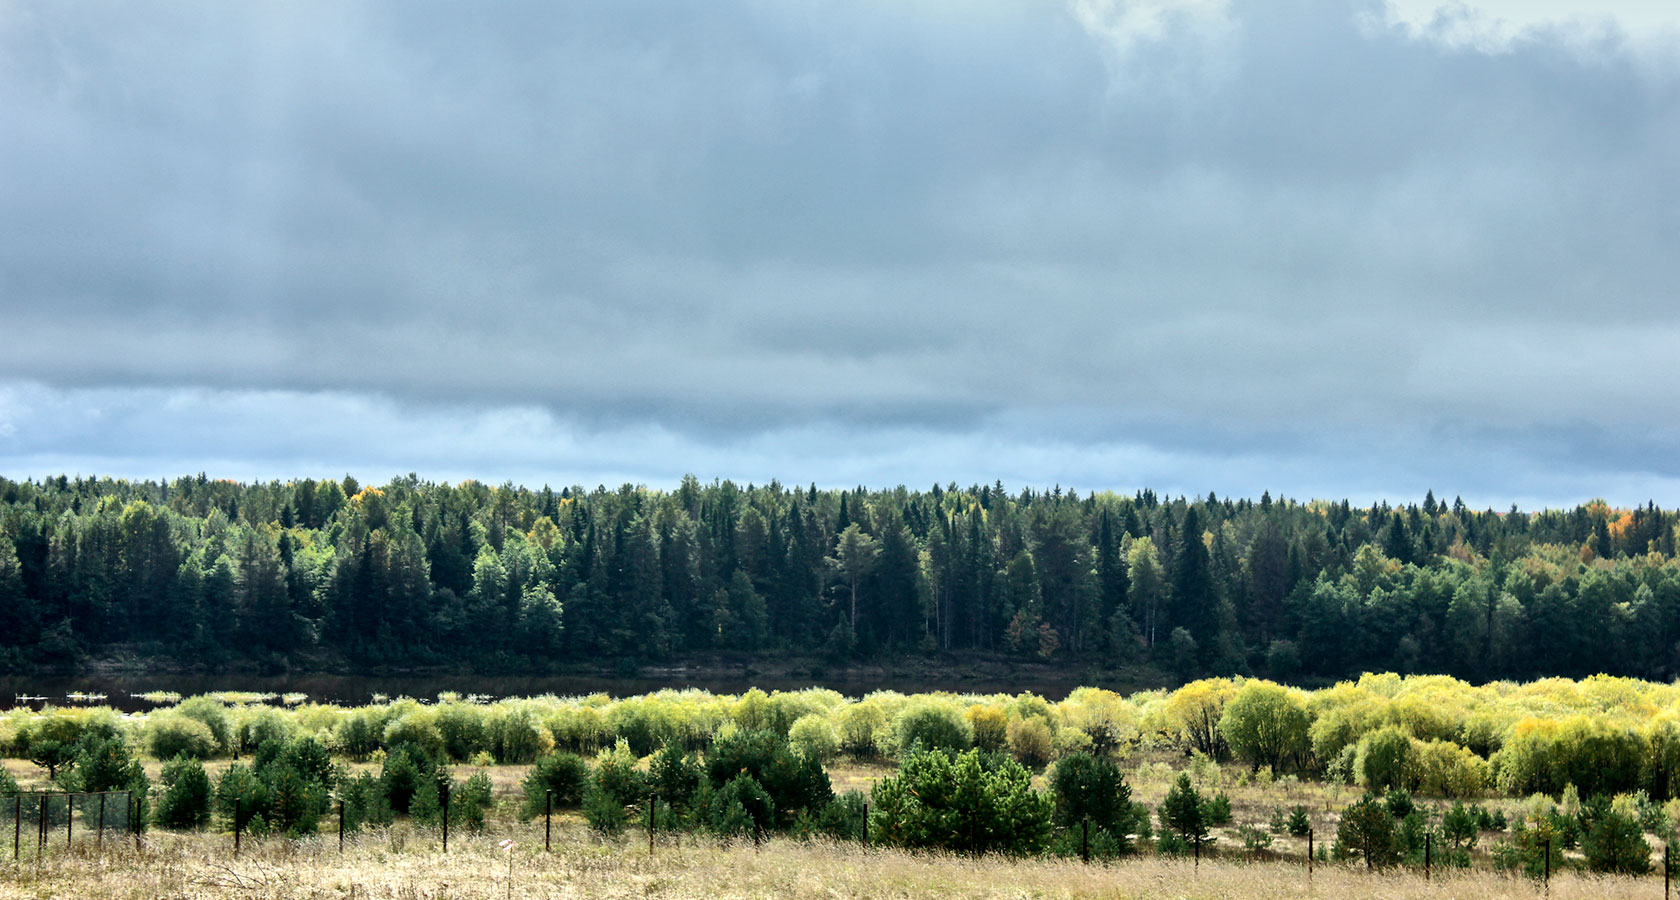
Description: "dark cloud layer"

(1, 0), (1677, 505)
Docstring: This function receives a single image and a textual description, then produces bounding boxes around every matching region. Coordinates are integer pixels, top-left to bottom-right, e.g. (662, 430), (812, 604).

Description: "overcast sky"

(2, 0), (1677, 509)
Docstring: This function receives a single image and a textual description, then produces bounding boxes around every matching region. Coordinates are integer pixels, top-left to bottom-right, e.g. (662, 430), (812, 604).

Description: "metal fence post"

(441, 782), (450, 853)
(98, 792), (106, 852)
(545, 791), (552, 853)
(1424, 830), (1430, 880)
(862, 801), (868, 849)
(1307, 828), (1313, 879)
(38, 795), (46, 857)
(648, 793), (656, 855)
(66, 794), (73, 848)
(13, 794), (20, 861)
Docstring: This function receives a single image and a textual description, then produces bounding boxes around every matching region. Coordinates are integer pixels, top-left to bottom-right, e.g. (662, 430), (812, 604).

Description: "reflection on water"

(0, 670), (1094, 712)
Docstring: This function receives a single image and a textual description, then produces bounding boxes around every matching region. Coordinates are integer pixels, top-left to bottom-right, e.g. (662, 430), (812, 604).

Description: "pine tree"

(1160, 773), (1211, 851)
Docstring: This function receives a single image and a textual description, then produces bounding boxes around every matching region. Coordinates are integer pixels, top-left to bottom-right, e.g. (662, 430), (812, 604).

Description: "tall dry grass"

(0, 820), (1662, 900)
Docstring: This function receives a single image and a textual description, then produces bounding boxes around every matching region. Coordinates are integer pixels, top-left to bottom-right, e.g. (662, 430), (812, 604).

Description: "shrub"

(610, 696), (684, 756)
(1492, 817), (1567, 879)
(966, 706), (1009, 753)
(1583, 806), (1651, 875)
(1334, 794), (1400, 869)
(1048, 752), (1142, 854)
(1201, 791), (1232, 826)
(410, 775), (444, 827)
(174, 697), (232, 752)
(1325, 744), (1359, 785)
(263, 762), (329, 835)
(1159, 773), (1212, 850)
(153, 756), (213, 830)
(892, 699), (972, 757)
(1218, 681), (1309, 774)
(1287, 805), (1311, 837)
(869, 747), (1053, 855)
(1161, 678), (1235, 758)
(1007, 716), (1053, 769)
(215, 764), (271, 832)
(583, 783), (627, 835)
(1239, 823), (1274, 852)
(452, 770), (494, 833)
(1354, 726), (1417, 793)
(282, 736), (334, 788)
(1415, 739), (1489, 797)
(379, 744), (436, 815)
(1492, 715), (1646, 799)
(232, 706), (294, 756)
(811, 790), (868, 842)
(340, 771), (393, 832)
(334, 709), (384, 760)
(704, 728), (832, 827)
(433, 703), (488, 762)
(487, 705), (549, 764)
(1051, 820), (1131, 859)
(788, 714), (841, 762)
(835, 702), (887, 757)
(592, 741), (649, 809)
(708, 773), (775, 835)
(1442, 801), (1480, 848)
(1384, 788), (1414, 820)
(210, 735), (334, 837)
(520, 751), (588, 819)
(1056, 688), (1138, 755)
(382, 710), (444, 760)
(650, 744), (703, 810)
(70, 734), (148, 795)
(547, 704), (610, 755)
(147, 714), (218, 761)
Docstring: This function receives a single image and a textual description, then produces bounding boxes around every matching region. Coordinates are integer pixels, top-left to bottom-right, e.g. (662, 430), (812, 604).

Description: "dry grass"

(0, 755), (1637, 898)
(0, 821), (1663, 900)
(824, 759), (896, 797)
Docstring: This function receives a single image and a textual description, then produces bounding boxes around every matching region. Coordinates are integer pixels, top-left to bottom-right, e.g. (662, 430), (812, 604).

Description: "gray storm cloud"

(1, 0), (1677, 503)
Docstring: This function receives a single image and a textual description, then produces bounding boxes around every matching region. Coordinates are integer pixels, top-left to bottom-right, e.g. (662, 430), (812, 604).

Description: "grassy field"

(5, 751), (1605, 895)
(0, 820), (1657, 900)
(7, 673), (1675, 898)
(1, 753), (1657, 900)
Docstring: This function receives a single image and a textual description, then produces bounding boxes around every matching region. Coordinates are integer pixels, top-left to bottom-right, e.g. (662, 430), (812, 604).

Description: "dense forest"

(0, 474), (1676, 681)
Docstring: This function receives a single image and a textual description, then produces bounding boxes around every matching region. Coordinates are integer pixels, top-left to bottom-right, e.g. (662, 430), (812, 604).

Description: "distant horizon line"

(3, 470), (1664, 515)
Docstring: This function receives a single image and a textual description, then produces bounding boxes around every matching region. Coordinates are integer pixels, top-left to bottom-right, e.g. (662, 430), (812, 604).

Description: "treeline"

(0, 473), (1677, 679)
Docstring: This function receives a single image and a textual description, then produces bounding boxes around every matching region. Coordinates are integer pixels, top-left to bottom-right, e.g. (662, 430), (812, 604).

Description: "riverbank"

(1, 651), (1176, 711)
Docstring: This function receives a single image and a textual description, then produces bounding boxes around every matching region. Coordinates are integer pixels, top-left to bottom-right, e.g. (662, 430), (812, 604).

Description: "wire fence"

(5, 793), (1679, 900)
(1, 791), (138, 861)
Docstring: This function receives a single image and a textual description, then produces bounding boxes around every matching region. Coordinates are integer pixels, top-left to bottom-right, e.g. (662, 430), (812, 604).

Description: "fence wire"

(1, 791), (135, 861)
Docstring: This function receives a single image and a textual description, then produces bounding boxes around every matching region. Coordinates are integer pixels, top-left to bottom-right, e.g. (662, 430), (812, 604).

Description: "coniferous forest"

(1, 473), (1677, 681)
